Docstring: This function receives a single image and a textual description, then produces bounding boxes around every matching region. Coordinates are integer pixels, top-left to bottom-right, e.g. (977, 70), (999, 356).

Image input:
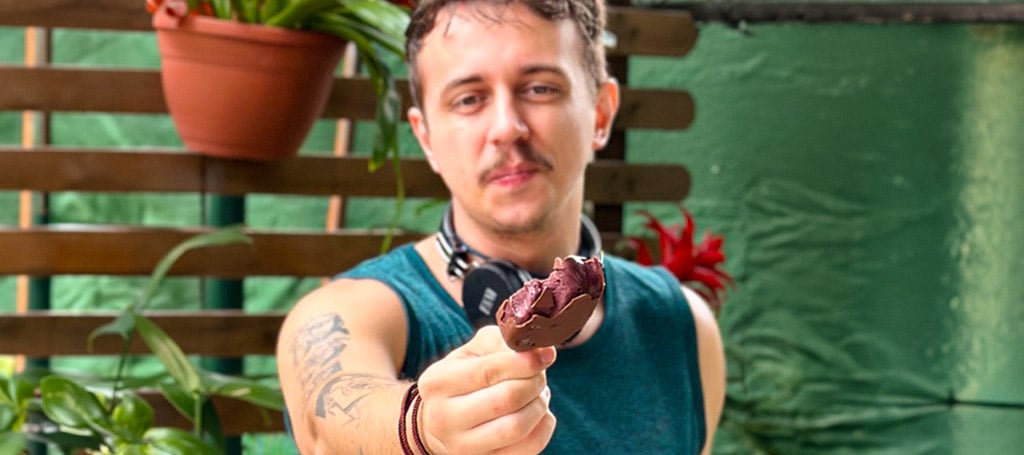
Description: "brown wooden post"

(591, 0), (631, 237)
(16, 26), (51, 376)
(324, 42), (360, 285)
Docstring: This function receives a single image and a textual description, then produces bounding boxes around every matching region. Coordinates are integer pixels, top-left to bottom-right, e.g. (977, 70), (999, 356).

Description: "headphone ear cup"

(461, 260), (528, 329)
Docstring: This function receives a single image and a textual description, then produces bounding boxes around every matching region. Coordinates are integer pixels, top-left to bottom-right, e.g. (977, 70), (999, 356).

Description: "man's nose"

(487, 93), (529, 146)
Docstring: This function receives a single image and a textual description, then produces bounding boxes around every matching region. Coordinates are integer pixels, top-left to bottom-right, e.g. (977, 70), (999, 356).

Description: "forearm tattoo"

(314, 373), (397, 423)
(291, 313), (396, 422)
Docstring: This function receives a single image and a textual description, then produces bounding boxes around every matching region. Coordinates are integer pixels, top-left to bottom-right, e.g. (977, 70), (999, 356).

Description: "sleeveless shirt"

(337, 244), (707, 454)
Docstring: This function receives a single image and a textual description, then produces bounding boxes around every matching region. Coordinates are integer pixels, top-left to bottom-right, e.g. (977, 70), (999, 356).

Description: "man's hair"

(404, 0), (608, 109)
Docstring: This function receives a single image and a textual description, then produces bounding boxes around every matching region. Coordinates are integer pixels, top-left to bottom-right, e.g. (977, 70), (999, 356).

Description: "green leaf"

(0, 376), (32, 407)
(0, 377), (10, 404)
(136, 226), (252, 314)
(158, 383), (225, 447)
(211, 0), (232, 19)
(39, 376), (108, 429)
(157, 383), (196, 422)
(112, 394), (154, 440)
(306, 13), (403, 173)
(202, 371), (285, 411)
(339, 0), (409, 50)
(260, 0), (287, 20)
(23, 424), (103, 452)
(133, 314), (201, 394)
(0, 432), (26, 455)
(111, 372), (172, 391)
(144, 427), (220, 455)
(88, 311), (136, 352)
(0, 403), (16, 430)
(88, 227), (251, 350)
(241, 0), (259, 22)
(114, 444), (148, 455)
(264, 0), (336, 27)
(198, 397), (225, 449)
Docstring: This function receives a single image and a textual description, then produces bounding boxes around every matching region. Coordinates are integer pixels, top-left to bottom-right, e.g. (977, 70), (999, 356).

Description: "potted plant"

(148, 0), (410, 164)
(1, 228), (283, 454)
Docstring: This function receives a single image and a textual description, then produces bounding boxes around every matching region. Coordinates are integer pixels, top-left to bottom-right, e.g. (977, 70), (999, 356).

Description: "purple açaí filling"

(506, 257), (604, 324)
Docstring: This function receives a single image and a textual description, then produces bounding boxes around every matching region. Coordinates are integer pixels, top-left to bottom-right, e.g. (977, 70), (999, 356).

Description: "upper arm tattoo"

(291, 313), (397, 422)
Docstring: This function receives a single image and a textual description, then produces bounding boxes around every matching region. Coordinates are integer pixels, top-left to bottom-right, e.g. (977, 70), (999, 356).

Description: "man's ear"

(408, 106), (439, 172)
(592, 77), (620, 150)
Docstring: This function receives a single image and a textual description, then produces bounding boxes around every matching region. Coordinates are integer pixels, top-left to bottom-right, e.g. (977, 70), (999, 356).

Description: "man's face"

(408, 2), (618, 236)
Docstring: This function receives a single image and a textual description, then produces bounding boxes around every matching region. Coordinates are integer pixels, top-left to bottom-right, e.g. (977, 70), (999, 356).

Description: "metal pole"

(202, 193), (245, 455)
(656, 2), (1024, 24)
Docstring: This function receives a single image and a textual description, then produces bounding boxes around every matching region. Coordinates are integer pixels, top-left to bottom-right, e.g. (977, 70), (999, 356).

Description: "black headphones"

(435, 205), (602, 329)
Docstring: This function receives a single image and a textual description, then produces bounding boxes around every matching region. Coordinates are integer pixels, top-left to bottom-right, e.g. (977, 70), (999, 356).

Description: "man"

(276, 0), (725, 453)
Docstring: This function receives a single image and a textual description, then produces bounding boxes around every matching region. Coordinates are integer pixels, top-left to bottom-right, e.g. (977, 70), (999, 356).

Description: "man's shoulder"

(602, 254), (679, 292)
(335, 242), (421, 280)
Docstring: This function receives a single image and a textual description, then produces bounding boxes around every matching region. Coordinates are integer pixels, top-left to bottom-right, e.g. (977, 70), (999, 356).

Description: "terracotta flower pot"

(153, 9), (344, 161)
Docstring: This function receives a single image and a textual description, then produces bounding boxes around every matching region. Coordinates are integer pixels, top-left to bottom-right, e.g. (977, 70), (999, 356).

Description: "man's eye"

(524, 85), (560, 99)
(453, 95), (480, 108)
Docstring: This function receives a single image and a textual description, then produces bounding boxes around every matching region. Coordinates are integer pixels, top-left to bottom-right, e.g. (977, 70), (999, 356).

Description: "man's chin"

(486, 206), (550, 237)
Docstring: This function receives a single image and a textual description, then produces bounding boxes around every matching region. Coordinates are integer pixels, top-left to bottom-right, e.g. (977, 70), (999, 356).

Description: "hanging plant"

(147, 0), (410, 166)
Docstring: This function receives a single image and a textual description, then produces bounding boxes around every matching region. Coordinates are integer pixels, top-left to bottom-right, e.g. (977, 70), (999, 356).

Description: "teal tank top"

(340, 244), (707, 454)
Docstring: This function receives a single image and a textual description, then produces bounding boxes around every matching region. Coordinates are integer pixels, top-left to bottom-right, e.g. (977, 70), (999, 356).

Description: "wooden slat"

(146, 392), (285, 435)
(0, 226), (625, 277)
(0, 66), (165, 114)
(605, 8), (697, 57)
(0, 311), (282, 356)
(0, 1), (696, 56)
(0, 148), (447, 198)
(0, 149), (691, 203)
(0, 227), (421, 277)
(0, 66), (693, 130)
(0, 0), (150, 31)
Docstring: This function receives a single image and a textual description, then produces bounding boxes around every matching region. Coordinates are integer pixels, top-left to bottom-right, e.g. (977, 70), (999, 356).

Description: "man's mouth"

(487, 164), (540, 186)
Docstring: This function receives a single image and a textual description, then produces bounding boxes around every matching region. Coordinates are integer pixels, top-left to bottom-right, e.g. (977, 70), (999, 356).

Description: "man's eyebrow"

(440, 75), (484, 97)
(521, 64), (568, 79)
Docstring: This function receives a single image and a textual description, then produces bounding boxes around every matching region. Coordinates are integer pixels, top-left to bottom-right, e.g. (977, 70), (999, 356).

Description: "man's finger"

(446, 375), (547, 425)
(461, 393), (553, 452)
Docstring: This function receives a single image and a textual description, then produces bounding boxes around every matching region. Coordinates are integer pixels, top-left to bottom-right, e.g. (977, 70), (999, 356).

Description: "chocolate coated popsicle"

(495, 256), (605, 351)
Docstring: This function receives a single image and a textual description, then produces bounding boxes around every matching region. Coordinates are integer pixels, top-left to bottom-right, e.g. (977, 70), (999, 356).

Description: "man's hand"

(415, 326), (557, 454)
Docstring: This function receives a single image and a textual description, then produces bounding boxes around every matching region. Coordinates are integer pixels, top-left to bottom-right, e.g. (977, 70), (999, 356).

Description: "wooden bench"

(0, 0), (697, 438)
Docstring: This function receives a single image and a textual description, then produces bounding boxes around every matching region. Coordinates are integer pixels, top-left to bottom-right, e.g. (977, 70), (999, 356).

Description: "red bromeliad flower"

(627, 208), (734, 311)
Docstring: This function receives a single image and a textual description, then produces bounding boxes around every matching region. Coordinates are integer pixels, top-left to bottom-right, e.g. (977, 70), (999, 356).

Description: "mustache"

(479, 143), (554, 183)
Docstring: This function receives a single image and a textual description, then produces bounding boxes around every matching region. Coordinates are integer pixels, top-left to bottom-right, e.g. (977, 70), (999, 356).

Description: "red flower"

(146, 0), (211, 17)
(390, 0), (417, 9)
(627, 208), (734, 311)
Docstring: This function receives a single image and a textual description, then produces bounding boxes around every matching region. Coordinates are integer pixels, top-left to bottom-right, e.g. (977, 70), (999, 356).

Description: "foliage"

(627, 207), (734, 312)
(1, 227), (285, 454)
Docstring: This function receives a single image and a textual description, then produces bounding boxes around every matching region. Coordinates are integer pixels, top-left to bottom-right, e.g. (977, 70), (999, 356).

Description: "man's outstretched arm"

(277, 278), (557, 454)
